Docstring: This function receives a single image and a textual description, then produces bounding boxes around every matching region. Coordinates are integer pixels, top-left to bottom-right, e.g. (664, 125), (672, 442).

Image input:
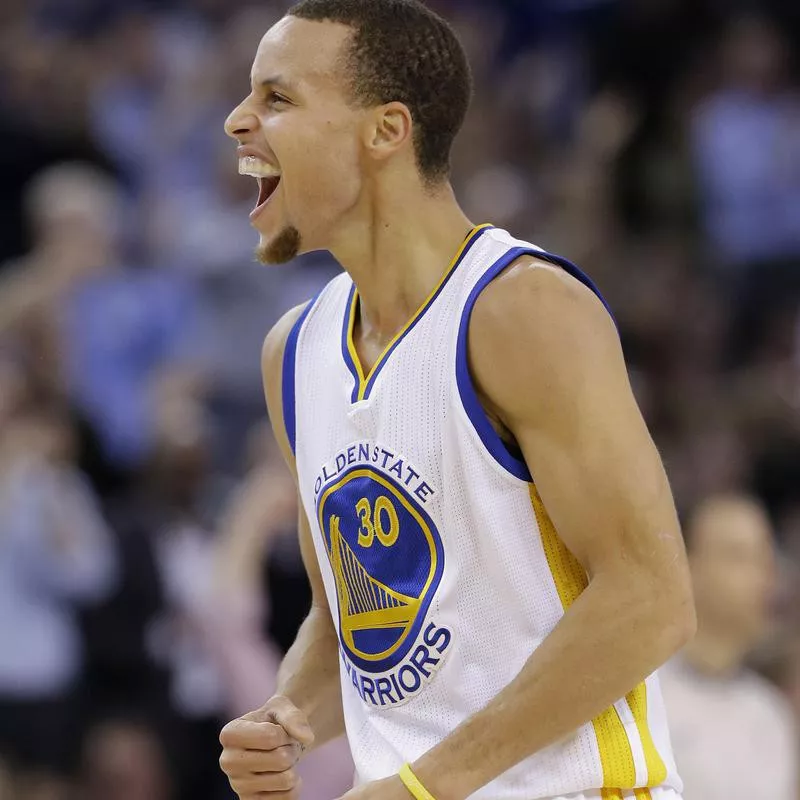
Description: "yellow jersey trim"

(345, 223), (493, 402)
(529, 486), (666, 792)
(626, 683), (668, 786)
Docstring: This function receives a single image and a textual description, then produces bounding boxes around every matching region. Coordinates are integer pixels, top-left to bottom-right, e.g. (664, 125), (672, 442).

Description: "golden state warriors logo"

(316, 454), (451, 707)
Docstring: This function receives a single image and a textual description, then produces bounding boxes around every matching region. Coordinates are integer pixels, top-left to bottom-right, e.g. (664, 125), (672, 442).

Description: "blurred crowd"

(0, 0), (799, 798)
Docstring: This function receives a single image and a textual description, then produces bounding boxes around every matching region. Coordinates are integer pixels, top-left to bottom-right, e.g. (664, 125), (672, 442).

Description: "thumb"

(264, 696), (315, 748)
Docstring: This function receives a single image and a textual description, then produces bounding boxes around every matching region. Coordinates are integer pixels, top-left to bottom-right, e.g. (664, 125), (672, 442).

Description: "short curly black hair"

(288, 0), (472, 182)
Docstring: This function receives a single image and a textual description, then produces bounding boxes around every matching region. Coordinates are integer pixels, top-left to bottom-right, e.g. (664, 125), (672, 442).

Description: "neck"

(680, 622), (751, 677)
(328, 181), (474, 339)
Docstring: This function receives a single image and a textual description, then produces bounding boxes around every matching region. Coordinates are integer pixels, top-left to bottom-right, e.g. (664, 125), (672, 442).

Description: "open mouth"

(256, 175), (281, 212)
(238, 155), (281, 218)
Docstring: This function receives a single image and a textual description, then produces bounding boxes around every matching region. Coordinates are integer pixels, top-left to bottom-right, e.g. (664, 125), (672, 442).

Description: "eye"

(266, 91), (290, 109)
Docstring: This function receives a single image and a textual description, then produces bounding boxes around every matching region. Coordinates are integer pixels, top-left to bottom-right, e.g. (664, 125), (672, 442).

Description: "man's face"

(225, 16), (366, 264)
(690, 500), (777, 645)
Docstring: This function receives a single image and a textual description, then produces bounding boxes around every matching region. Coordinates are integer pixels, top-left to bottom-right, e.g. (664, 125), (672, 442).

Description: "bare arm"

(261, 304), (346, 751)
(412, 259), (696, 799)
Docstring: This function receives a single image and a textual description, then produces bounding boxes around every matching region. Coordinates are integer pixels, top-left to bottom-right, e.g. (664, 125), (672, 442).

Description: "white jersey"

(284, 225), (682, 800)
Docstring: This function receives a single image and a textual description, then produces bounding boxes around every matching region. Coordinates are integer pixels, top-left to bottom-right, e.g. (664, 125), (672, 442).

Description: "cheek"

(295, 124), (361, 200)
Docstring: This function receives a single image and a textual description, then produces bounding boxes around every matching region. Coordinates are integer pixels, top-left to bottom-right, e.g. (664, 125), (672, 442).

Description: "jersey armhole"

(454, 246), (616, 483)
(281, 297), (319, 455)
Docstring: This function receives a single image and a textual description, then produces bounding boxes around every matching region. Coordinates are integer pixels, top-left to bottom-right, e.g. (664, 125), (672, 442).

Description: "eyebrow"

(256, 75), (299, 95)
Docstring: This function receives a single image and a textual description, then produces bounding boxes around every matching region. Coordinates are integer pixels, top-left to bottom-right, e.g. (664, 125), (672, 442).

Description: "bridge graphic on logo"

(328, 515), (421, 656)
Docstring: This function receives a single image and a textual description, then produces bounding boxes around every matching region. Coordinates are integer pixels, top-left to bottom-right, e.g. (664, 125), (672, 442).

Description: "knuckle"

(218, 751), (241, 777)
(275, 745), (296, 770)
(274, 768), (298, 791)
(251, 768), (297, 793)
(260, 726), (279, 748)
(287, 781), (303, 799)
(219, 719), (239, 745)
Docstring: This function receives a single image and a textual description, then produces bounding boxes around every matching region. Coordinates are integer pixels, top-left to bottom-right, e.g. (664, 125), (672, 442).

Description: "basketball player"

(219, 2), (696, 799)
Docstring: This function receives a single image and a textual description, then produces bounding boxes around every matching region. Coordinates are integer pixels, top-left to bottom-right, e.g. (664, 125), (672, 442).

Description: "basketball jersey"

(284, 225), (683, 800)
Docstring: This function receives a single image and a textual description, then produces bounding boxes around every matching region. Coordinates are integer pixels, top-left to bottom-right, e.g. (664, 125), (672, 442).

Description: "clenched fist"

(219, 695), (315, 799)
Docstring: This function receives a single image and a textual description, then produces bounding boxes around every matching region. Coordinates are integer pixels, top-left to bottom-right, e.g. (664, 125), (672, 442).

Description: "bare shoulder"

(468, 254), (624, 425)
(470, 254), (615, 349)
(261, 302), (312, 460)
(261, 302), (310, 381)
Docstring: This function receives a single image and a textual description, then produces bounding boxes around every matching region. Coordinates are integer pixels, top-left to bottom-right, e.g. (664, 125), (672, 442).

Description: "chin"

(255, 226), (302, 265)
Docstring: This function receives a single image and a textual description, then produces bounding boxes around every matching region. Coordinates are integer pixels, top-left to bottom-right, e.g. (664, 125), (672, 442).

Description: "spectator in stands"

(0, 164), (110, 340)
(141, 383), (234, 800)
(660, 494), (798, 800)
(692, 13), (800, 268)
(80, 718), (173, 800)
(0, 404), (118, 785)
(0, 162), (203, 474)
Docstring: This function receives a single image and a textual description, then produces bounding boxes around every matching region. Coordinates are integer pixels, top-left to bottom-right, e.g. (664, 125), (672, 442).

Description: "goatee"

(256, 226), (302, 265)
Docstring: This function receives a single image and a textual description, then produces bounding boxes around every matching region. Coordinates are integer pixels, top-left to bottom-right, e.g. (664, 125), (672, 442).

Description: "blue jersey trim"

(455, 246), (614, 482)
(534, 251), (616, 323)
(282, 298), (318, 455)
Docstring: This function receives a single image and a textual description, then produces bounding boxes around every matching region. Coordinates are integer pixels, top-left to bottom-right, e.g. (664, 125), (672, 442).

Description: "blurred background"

(0, 0), (799, 798)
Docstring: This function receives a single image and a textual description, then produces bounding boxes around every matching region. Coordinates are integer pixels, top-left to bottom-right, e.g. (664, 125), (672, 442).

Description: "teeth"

(238, 156), (281, 178)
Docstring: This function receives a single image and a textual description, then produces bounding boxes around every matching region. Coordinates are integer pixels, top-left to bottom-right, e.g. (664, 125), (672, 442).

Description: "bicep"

(472, 263), (686, 582)
(515, 364), (680, 580)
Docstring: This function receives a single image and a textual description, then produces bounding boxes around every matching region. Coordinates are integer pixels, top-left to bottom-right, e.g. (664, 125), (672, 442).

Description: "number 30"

(356, 496), (400, 548)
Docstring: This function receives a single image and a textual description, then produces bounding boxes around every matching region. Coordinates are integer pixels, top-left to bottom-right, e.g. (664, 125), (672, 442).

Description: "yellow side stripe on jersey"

(530, 484), (588, 608)
(529, 486), (664, 791)
(626, 683), (668, 786)
(600, 787), (653, 799)
(591, 704), (637, 788)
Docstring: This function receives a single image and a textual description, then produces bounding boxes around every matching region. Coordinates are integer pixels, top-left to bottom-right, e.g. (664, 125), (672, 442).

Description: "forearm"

(277, 605), (345, 749)
(414, 574), (693, 800)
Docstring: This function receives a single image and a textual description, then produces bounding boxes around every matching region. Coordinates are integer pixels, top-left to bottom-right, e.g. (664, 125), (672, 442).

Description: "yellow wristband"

(399, 763), (437, 800)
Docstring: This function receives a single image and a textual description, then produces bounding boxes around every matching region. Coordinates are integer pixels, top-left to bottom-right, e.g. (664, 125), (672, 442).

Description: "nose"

(224, 98), (259, 140)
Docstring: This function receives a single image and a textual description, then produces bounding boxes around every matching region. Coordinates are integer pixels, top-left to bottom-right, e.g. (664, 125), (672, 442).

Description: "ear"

(364, 101), (413, 163)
